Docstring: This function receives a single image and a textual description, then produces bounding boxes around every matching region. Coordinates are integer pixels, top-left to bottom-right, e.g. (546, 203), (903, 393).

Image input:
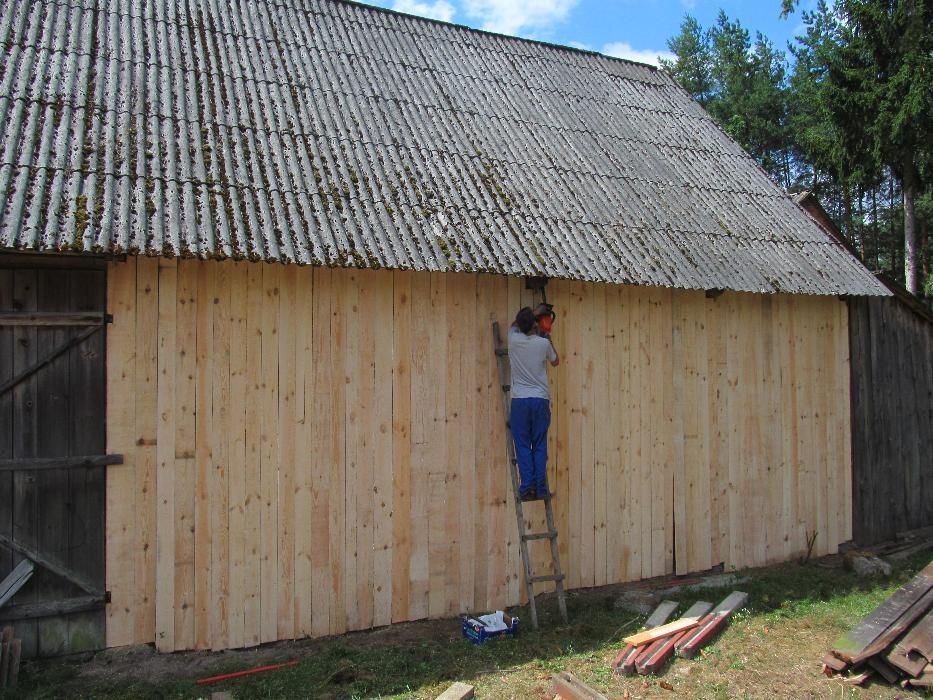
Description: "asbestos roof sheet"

(0, 0), (889, 295)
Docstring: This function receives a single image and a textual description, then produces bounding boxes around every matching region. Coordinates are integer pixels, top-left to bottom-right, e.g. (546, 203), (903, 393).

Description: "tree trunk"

(903, 161), (919, 294)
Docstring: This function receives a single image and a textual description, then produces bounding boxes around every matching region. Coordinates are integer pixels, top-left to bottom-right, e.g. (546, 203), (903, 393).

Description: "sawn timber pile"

(823, 559), (933, 689)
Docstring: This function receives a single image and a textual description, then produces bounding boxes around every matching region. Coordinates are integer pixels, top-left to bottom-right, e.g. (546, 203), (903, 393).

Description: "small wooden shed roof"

(0, 0), (888, 296)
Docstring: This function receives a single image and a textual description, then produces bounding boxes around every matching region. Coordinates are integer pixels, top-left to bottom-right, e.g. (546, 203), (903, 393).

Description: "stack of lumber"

(823, 560), (933, 689)
(610, 592), (748, 676)
(0, 626), (22, 690)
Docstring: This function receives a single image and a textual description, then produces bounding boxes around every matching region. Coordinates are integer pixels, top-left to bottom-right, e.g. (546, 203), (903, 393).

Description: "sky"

(352, 0), (819, 67)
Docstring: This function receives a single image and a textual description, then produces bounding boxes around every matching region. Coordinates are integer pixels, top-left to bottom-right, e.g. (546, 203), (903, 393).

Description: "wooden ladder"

(492, 320), (568, 629)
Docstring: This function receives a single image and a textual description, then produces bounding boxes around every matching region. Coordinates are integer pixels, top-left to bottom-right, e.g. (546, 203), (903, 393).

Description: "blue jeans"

(510, 398), (550, 496)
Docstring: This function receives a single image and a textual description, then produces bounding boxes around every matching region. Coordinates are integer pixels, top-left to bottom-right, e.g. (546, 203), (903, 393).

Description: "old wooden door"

(0, 255), (113, 657)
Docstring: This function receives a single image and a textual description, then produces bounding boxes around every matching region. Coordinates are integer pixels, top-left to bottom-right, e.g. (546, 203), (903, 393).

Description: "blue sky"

(352, 0), (818, 66)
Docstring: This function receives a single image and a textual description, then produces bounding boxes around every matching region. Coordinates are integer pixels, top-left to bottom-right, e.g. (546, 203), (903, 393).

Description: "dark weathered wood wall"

(0, 255), (107, 657)
(849, 296), (933, 545)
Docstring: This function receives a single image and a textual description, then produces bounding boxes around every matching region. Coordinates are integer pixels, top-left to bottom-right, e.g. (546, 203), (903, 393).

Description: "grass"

(5, 551), (932, 699)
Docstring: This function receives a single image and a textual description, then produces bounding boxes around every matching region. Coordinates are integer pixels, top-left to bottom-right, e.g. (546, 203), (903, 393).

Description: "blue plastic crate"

(462, 613), (519, 645)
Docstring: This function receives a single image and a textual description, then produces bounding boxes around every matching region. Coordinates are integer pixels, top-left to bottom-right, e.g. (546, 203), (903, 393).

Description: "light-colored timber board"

(226, 262), (249, 648)
(193, 261), (214, 650)
(211, 262), (232, 650)
(105, 261), (854, 652)
(105, 257), (136, 647)
(154, 259), (177, 652)
(173, 262), (197, 651)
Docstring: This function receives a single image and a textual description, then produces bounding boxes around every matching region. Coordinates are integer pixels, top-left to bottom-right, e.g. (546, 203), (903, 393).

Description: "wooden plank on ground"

(675, 591), (749, 658)
(822, 652), (849, 675)
(612, 599), (678, 674)
(906, 664), (932, 687)
(623, 616), (703, 647)
(867, 656), (900, 684)
(635, 600), (713, 675)
(886, 607), (933, 677)
(832, 561), (933, 663)
(550, 671), (608, 700)
(434, 681), (475, 700)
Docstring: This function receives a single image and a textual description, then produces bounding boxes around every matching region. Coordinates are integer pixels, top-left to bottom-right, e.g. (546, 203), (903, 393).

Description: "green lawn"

(6, 551), (932, 699)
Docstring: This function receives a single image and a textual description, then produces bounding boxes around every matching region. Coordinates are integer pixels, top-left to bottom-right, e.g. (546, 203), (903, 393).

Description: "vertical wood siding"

(849, 297), (933, 545)
(106, 258), (853, 651)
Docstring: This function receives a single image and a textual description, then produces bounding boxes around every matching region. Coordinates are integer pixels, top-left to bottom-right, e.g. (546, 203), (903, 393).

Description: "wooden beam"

(0, 595), (105, 622)
(0, 311), (109, 327)
(612, 599), (679, 674)
(833, 562), (933, 664)
(0, 559), (34, 608)
(623, 616), (703, 647)
(674, 591), (749, 659)
(0, 533), (102, 598)
(0, 324), (101, 398)
(434, 682), (475, 700)
(550, 671), (609, 700)
(0, 454), (123, 472)
(886, 608), (933, 677)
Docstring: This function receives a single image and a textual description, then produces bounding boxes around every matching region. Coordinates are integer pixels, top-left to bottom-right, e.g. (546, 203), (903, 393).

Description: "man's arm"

(548, 339), (559, 367)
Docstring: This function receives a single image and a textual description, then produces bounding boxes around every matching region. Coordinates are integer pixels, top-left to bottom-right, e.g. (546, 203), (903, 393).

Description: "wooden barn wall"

(848, 297), (933, 545)
(105, 257), (852, 651)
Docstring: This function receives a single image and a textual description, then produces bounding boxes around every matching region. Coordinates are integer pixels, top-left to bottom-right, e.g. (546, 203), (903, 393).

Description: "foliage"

(661, 1), (933, 297)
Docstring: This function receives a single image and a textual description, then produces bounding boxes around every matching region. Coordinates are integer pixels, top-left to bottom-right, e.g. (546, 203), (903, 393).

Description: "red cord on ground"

(195, 660), (300, 685)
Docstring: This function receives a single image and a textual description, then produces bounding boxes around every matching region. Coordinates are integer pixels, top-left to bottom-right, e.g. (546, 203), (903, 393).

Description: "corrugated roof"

(0, 0), (889, 295)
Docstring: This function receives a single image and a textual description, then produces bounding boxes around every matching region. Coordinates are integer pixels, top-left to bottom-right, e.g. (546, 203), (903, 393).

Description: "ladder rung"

(529, 573), (565, 583)
(523, 531), (558, 541)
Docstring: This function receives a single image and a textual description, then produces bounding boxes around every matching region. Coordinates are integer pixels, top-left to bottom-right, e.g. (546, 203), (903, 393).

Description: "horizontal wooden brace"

(0, 454), (123, 472)
(0, 311), (110, 326)
(0, 595), (105, 622)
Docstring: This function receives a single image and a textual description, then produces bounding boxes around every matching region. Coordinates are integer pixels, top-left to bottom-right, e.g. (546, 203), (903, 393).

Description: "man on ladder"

(508, 305), (559, 501)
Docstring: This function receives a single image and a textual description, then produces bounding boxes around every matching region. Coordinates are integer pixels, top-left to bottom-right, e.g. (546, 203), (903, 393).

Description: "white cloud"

(462, 0), (579, 36)
(601, 41), (675, 67)
(680, 0), (696, 9)
(566, 41), (592, 51)
(390, 0), (456, 22)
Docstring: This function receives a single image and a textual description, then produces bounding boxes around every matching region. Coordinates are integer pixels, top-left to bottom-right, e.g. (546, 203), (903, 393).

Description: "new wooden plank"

(454, 273), (476, 615)
(486, 275), (510, 607)
(341, 271), (361, 631)
(259, 264), (280, 643)
(426, 273), (449, 618)
(310, 268), (335, 636)
(172, 261), (198, 651)
(293, 266), (314, 638)
(579, 282), (596, 588)
(658, 288), (675, 576)
(105, 258), (137, 647)
(326, 269), (347, 635)
(604, 284), (625, 585)
(593, 283), (608, 588)
(372, 270), (395, 627)
(226, 262), (249, 648)
(550, 280), (572, 587)
(444, 273), (466, 615)
(133, 256), (159, 644)
(813, 299), (831, 558)
(211, 262), (232, 650)
(832, 562), (933, 662)
(565, 281), (585, 588)
(503, 276), (521, 605)
(154, 258), (177, 652)
(193, 261), (214, 650)
(242, 263), (263, 646)
(390, 270), (412, 623)
(706, 296), (728, 568)
(777, 296), (800, 560)
(623, 616), (703, 647)
(471, 274), (493, 611)
(671, 291), (688, 577)
(275, 264), (296, 640)
(621, 286), (641, 582)
(761, 296), (783, 565)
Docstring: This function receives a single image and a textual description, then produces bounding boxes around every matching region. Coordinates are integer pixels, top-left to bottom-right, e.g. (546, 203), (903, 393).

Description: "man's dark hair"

(515, 306), (536, 334)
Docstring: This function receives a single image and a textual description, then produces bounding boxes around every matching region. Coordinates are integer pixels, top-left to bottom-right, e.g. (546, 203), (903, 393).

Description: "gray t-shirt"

(508, 325), (557, 400)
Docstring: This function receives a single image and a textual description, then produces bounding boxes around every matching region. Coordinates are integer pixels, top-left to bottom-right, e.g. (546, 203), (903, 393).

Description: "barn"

(0, 0), (891, 655)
